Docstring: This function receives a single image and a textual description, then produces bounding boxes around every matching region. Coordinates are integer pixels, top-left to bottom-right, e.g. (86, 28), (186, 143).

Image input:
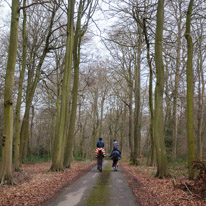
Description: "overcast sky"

(0, 0), (112, 62)
(0, 0), (11, 28)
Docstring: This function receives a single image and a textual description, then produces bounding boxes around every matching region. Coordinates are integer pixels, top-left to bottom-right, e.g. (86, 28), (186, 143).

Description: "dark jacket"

(97, 140), (104, 148)
(113, 141), (119, 150)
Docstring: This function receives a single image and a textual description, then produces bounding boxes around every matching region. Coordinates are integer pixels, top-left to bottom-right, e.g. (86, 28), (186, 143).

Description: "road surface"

(50, 160), (138, 206)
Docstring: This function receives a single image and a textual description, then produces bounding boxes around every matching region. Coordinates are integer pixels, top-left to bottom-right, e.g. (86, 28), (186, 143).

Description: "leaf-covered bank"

(0, 161), (95, 206)
(121, 162), (206, 206)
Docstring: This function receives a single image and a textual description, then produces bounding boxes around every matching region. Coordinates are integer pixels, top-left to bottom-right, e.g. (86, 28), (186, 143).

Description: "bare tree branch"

(19, 0), (51, 11)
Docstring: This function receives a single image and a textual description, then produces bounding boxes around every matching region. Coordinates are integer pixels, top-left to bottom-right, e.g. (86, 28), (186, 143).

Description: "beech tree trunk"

(99, 94), (106, 138)
(91, 89), (99, 151)
(0, 0), (20, 185)
(172, 1), (182, 158)
(185, 0), (195, 178)
(14, 0), (27, 171)
(128, 64), (134, 160)
(197, 24), (204, 161)
(120, 105), (126, 155)
(142, 16), (155, 166)
(51, 0), (75, 171)
(64, 0), (82, 167)
(133, 35), (142, 165)
(154, 0), (169, 178)
(52, 61), (62, 159)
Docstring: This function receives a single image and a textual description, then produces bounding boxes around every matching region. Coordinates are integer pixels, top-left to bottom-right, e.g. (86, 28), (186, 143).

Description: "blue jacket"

(97, 140), (104, 148)
(110, 150), (121, 160)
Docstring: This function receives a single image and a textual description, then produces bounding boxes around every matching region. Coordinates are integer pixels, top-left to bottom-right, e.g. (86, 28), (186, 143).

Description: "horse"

(112, 153), (119, 171)
(97, 150), (103, 172)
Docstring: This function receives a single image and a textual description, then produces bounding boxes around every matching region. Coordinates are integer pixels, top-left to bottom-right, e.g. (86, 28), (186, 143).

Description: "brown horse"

(97, 150), (103, 172)
(112, 153), (118, 171)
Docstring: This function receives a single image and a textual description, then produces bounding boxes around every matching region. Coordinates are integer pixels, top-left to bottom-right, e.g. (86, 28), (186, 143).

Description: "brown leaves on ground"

(0, 161), (95, 206)
(120, 162), (206, 206)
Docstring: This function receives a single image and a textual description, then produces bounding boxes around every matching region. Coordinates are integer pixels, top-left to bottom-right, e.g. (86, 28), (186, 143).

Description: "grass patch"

(85, 162), (111, 206)
(72, 160), (95, 166)
(74, 156), (85, 161)
(24, 155), (51, 163)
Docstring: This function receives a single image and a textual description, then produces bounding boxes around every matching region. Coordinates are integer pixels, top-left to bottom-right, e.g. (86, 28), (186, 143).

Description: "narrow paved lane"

(50, 161), (138, 206)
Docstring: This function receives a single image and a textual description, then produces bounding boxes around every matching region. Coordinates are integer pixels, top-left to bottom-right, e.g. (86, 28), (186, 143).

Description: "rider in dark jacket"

(96, 137), (105, 170)
(110, 139), (121, 159)
(97, 137), (104, 148)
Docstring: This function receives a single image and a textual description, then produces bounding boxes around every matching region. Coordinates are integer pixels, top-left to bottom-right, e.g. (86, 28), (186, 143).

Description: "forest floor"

(0, 160), (206, 206)
(120, 161), (206, 206)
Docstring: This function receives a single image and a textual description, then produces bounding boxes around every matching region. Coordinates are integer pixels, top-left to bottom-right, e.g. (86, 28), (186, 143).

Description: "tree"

(196, 20), (204, 161)
(64, 0), (98, 167)
(171, 0), (183, 159)
(131, 1), (155, 165)
(185, 0), (195, 178)
(14, 0), (27, 171)
(20, 2), (58, 162)
(154, 0), (169, 178)
(133, 33), (142, 165)
(63, 0), (83, 167)
(51, 0), (75, 171)
(0, 0), (20, 185)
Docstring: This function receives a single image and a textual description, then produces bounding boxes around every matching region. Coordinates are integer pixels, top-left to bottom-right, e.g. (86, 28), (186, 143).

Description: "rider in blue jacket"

(97, 137), (104, 148)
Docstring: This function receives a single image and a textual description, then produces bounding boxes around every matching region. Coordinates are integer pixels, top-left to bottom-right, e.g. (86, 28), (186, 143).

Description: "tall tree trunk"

(142, 17), (155, 166)
(51, 0), (75, 171)
(172, 2), (182, 158)
(133, 34), (142, 165)
(91, 89), (99, 151)
(20, 104), (30, 161)
(109, 123), (113, 153)
(114, 108), (119, 140)
(197, 24), (204, 161)
(14, 0), (27, 171)
(52, 85), (61, 159)
(164, 65), (171, 133)
(0, 0), (20, 185)
(99, 95), (105, 138)
(76, 103), (83, 158)
(90, 88), (99, 159)
(154, 0), (169, 178)
(120, 105), (126, 155)
(128, 83), (133, 160)
(185, 0), (195, 178)
(29, 105), (34, 157)
(64, 1), (82, 167)
(52, 54), (62, 159)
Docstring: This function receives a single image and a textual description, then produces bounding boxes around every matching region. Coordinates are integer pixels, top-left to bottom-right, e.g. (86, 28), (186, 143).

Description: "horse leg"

(97, 158), (99, 170)
(99, 156), (102, 172)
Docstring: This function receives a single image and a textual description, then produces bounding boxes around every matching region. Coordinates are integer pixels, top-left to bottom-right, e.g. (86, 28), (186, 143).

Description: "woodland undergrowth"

(120, 160), (206, 206)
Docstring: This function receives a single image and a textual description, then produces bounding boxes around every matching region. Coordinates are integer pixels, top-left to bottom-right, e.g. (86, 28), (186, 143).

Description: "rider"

(113, 139), (119, 151)
(110, 139), (121, 160)
(96, 137), (105, 170)
(96, 137), (104, 148)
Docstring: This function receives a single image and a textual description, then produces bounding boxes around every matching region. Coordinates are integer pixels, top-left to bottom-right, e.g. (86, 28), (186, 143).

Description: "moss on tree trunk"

(154, 0), (169, 178)
(64, 1), (82, 167)
(51, 0), (75, 171)
(0, 0), (20, 185)
(185, 0), (195, 178)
